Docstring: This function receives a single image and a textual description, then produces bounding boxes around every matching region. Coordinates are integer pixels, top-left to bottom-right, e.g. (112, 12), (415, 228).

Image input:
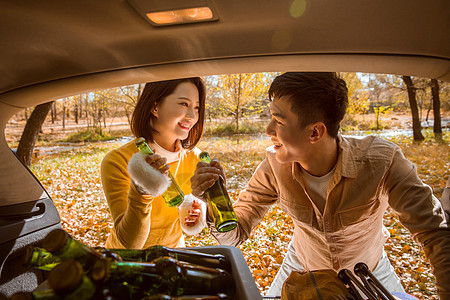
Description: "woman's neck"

(153, 136), (180, 152)
(150, 139), (182, 164)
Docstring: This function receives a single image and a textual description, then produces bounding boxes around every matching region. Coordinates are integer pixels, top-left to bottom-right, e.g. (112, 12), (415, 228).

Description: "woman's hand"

(183, 199), (202, 227)
(145, 154), (170, 174)
(190, 159), (226, 200)
(178, 195), (206, 235)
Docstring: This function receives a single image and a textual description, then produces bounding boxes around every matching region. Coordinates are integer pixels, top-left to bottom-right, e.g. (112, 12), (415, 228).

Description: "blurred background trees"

(10, 72), (450, 164)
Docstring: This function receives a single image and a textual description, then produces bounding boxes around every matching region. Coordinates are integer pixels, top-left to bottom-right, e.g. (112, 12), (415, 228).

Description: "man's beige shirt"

(211, 135), (450, 296)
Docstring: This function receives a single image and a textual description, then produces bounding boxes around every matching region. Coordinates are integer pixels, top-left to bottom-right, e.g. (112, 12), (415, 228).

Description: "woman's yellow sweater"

(101, 138), (200, 249)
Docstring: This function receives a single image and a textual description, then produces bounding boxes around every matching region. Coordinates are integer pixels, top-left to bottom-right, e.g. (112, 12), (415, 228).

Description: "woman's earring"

(151, 107), (158, 117)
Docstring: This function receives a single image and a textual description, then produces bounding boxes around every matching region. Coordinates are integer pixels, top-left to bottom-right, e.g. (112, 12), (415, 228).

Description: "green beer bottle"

(24, 243), (122, 272)
(23, 246), (61, 271)
(93, 257), (234, 297)
(135, 137), (184, 206)
(9, 290), (60, 300)
(47, 260), (96, 300)
(143, 294), (229, 300)
(151, 257), (234, 296)
(42, 229), (106, 270)
(97, 245), (230, 271)
(198, 152), (238, 232)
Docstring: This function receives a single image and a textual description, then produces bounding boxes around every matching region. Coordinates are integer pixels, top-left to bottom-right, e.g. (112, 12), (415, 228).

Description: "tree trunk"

(431, 79), (442, 139)
(402, 76), (424, 142)
(16, 102), (53, 166)
(51, 102), (56, 124)
(62, 102), (66, 130)
(74, 103), (79, 124)
(236, 75), (242, 135)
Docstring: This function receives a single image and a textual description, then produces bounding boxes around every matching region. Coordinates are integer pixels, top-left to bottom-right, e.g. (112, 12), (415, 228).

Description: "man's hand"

(191, 159), (226, 200)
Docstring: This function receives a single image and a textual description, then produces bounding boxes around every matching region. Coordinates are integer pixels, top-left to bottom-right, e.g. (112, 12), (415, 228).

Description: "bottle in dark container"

(24, 245), (122, 272)
(198, 152), (238, 232)
(143, 294), (229, 300)
(92, 256), (234, 298)
(41, 229), (106, 270)
(135, 137), (184, 206)
(91, 258), (165, 300)
(47, 259), (96, 300)
(97, 245), (229, 271)
(23, 246), (61, 271)
(9, 290), (60, 300)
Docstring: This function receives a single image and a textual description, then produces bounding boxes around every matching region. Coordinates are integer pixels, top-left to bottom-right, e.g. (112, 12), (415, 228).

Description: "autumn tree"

(402, 76), (424, 142)
(430, 79), (442, 139)
(341, 72), (367, 120)
(118, 84), (143, 125)
(205, 73), (276, 134)
(16, 101), (54, 166)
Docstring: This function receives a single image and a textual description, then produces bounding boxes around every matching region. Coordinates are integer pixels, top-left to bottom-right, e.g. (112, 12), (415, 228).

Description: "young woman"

(101, 77), (207, 249)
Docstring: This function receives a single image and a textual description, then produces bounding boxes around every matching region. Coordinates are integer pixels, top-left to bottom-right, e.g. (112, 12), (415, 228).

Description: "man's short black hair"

(268, 72), (348, 138)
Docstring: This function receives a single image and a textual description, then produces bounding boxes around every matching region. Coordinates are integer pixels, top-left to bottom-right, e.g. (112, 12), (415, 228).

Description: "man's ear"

(309, 122), (327, 143)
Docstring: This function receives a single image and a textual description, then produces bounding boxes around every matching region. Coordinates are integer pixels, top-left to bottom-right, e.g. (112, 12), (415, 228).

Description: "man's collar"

(336, 134), (358, 179)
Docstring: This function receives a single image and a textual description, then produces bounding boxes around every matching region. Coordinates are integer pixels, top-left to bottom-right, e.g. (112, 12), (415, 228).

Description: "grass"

(203, 118), (268, 136)
(62, 128), (117, 143)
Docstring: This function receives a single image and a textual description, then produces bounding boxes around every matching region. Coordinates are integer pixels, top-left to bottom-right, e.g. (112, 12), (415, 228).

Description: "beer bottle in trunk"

(42, 229), (106, 270)
(47, 260), (96, 300)
(97, 245), (229, 271)
(135, 137), (184, 206)
(198, 152), (237, 232)
(92, 256), (234, 297)
(23, 246), (61, 271)
(9, 290), (60, 300)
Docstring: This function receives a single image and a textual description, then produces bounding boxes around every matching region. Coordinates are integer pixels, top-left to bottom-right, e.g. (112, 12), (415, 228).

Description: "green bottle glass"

(97, 245), (230, 271)
(135, 137), (184, 207)
(47, 259), (96, 300)
(9, 290), (60, 300)
(23, 246), (61, 271)
(198, 152), (238, 232)
(143, 294), (229, 300)
(41, 229), (105, 270)
(151, 257), (234, 296)
(93, 257), (234, 297)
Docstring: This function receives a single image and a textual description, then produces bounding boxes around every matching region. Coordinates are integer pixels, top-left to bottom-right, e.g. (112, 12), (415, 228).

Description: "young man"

(191, 72), (449, 298)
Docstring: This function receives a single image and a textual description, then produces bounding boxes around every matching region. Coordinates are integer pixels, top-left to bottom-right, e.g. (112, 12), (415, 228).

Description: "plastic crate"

(190, 245), (262, 300)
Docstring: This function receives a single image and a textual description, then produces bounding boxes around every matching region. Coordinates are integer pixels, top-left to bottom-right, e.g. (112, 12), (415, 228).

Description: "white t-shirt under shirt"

(299, 164), (336, 214)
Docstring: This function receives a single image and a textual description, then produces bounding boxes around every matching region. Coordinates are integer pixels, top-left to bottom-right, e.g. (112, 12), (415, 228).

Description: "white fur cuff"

(128, 152), (171, 196)
(178, 194), (207, 236)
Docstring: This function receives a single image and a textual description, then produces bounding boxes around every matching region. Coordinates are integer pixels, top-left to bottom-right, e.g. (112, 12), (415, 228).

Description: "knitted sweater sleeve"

(101, 148), (155, 249)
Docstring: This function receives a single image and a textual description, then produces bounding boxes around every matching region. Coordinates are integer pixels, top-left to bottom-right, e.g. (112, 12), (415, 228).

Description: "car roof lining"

(1, 0), (449, 105)
(1, 53), (449, 112)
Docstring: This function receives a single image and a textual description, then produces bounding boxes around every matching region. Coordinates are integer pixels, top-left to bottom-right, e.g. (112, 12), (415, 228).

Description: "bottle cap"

(48, 259), (84, 293)
(91, 258), (110, 282)
(42, 229), (69, 253)
(135, 137), (146, 146)
(199, 151), (211, 163)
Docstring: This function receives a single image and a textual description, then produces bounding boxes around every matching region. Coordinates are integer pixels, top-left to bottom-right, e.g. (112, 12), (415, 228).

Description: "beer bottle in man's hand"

(198, 152), (238, 232)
